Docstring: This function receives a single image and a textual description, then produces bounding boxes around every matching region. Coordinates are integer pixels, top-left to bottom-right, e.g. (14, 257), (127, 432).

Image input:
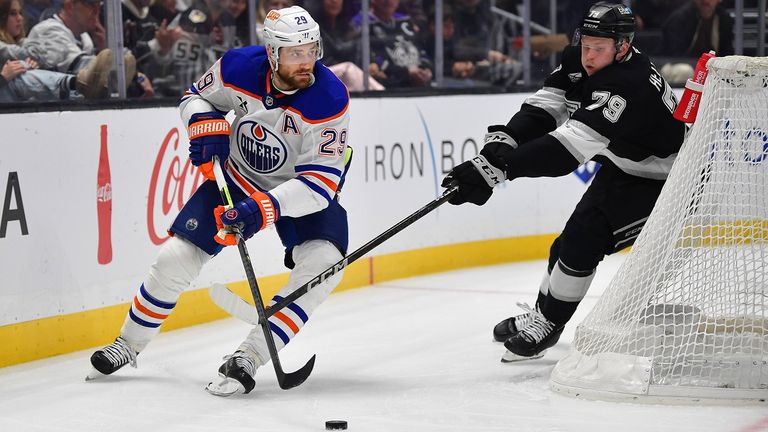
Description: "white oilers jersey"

(180, 45), (351, 218)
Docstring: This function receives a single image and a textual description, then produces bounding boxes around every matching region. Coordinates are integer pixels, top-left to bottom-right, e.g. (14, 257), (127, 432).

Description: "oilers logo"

(236, 121), (287, 173)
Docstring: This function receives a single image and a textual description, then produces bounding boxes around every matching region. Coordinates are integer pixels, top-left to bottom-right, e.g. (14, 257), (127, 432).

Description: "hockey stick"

(211, 156), (315, 390)
(209, 184), (459, 324)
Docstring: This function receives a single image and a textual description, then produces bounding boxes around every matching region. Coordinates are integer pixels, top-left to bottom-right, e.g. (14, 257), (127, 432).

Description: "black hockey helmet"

(575, 2), (635, 46)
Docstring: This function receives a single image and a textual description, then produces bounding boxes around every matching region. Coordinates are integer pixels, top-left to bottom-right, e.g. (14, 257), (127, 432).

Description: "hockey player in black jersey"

(442, 2), (686, 362)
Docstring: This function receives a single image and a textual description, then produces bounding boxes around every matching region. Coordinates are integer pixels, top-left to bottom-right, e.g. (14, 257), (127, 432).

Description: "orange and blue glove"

(213, 191), (280, 246)
(188, 111), (230, 180)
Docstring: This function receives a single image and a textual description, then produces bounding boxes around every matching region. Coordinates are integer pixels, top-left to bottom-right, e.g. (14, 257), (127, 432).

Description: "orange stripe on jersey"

(133, 297), (169, 320)
(222, 81), (262, 100)
(227, 163), (257, 194)
(273, 311), (300, 334)
(285, 102), (349, 124)
(299, 172), (338, 192)
(284, 87), (350, 124)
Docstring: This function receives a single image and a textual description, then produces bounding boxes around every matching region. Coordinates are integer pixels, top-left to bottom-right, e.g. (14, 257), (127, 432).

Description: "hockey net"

(550, 56), (768, 403)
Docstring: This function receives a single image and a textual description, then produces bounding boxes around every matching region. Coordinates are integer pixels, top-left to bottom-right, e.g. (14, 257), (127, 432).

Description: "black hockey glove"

(483, 125), (518, 159)
(442, 148), (507, 206)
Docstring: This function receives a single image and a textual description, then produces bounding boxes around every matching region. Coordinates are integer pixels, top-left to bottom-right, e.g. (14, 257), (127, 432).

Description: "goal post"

(549, 56), (768, 403)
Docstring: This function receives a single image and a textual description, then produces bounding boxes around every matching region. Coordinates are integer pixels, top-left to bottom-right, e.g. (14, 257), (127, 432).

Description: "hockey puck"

(325, 420), (348, 430)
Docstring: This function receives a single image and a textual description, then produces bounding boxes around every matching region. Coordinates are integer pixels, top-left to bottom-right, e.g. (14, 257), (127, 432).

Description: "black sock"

(539, 292), (579, 327)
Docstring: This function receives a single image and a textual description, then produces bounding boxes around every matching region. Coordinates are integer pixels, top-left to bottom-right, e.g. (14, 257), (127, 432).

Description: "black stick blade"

(277, 354), (316, 390)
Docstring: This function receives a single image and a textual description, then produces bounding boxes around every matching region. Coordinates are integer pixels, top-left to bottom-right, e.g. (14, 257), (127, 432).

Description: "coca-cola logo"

(147, 128), (205, 245)
(97, 183), (112, 202)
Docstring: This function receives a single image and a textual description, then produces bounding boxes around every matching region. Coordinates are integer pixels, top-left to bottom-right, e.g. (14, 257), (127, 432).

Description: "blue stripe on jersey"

(129, 308), (162, 328)
(297, 175), (332, 202)
(139, 284), (176, 309)
(295, 164), (342, 177)
(270, 321), (290, 344)
(272, 295), (309, 323)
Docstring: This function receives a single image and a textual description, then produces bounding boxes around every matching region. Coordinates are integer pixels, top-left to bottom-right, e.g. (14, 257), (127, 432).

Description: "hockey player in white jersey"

(442, 2), (685, 362)
(88, 6), (352, 396)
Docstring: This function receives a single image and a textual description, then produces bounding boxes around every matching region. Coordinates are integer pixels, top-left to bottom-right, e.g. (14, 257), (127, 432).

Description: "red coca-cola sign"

(147, 128), (204, 245)
(97, 124), (112, 264)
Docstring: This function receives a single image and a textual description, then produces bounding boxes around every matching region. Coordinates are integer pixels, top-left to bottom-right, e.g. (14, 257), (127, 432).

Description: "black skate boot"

(492, 303), (536, 342)
(501, 304), (563, 362)
(87, 337), (138, 380)
(205, 351), (258, 396)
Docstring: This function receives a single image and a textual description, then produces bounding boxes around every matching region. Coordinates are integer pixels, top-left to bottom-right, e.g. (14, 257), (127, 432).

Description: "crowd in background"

(0, 0), (760, 105)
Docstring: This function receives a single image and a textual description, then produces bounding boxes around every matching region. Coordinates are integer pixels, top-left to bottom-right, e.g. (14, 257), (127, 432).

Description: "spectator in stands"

(220, 0), (250, 46)
(149, 0), (177, 25)
(453, 0), (520, 88)
(310, 0), (383, 90)
(352, 0), (433, 88)
(662, 0), (734, 56)
(21, 0), (58, 28)
(423, 5), (476, 86)
(122, 1), (180, 70)
(122, 0), (182, 97)
(151, 0), (238, 96)
(631, 0), (688, 30)
(398, 0), (426, 32)
(0, 0), (108, 100)
(23, 0), (138, 98)
(24, 0), (106, 69)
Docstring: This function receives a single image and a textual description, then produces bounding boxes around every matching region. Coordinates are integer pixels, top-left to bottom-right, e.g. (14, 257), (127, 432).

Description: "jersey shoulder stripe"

(295, 164), (342, 201)
(289, 63), (350, 123)
(296, 176), (333, 202)
(219, 46), (270, 96)
(295, 163), (343, 177)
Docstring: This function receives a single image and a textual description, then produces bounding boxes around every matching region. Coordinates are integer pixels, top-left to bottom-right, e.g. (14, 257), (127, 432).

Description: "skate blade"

(85, 368), (106, 381)
(205, 375), (246, 397)
(500, 349), (547, 363)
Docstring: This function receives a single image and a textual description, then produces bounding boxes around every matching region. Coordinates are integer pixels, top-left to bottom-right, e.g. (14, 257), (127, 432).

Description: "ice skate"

(205, 351), (258, 396)
(86, 337), (138, 380)
(500, 303), (563, 363)
(492, 302), (537, 342)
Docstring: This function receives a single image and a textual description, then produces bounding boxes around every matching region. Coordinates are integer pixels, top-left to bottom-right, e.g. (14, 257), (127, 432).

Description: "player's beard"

(275, 66), (315, 91)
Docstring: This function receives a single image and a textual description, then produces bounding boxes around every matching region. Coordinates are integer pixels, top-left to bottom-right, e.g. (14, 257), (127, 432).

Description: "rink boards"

(0, 93), (596, 366)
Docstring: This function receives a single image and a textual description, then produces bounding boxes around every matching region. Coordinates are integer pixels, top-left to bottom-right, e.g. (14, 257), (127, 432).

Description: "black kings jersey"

(506, 45), (686, 180)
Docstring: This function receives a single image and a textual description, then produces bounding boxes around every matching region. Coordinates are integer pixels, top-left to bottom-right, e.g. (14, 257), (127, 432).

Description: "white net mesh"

(550, 56), (768, 402)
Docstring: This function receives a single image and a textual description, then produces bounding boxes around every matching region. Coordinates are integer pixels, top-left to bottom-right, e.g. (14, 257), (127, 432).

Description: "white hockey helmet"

(263, 6), (323, 71)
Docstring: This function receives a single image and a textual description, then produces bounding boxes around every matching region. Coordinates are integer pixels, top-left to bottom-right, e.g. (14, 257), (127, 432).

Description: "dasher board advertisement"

(1, 94), (595, 325)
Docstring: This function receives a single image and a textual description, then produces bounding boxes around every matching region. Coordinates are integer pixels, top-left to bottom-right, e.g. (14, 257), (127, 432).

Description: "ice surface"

(1, 255), (765, 432)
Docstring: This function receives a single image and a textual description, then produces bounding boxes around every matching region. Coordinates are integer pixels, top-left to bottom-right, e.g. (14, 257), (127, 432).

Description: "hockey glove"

(213, 191), (279, 246)
(441, 148), (507, 206)
(188, 111), (231, 181)
(483, 125), (518, 158)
